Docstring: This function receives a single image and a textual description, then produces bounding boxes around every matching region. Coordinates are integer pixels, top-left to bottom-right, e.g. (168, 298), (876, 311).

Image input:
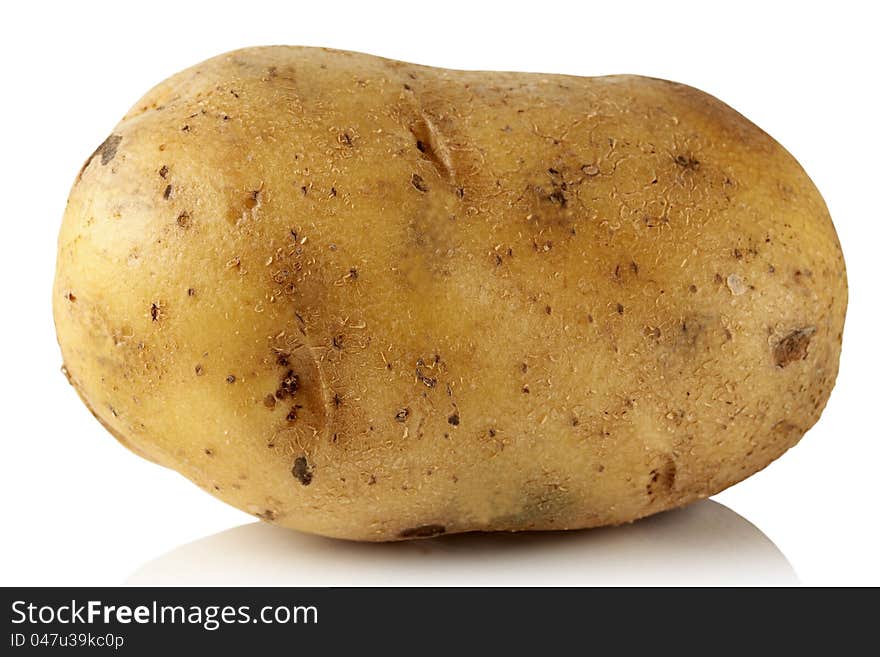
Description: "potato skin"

(54, 46), (846, 540)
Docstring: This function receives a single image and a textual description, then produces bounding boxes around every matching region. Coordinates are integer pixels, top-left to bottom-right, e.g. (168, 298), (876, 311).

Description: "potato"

(54, 46), (846, 540)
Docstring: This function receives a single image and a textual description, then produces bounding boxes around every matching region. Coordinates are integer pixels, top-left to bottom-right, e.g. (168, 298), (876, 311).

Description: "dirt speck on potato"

(99, 135), (123, 164)
(774, 327), (816, 368)
(276, 370), (299, 399)
(674, 154), (700, 170)
(292, 456), (313, 486)
(410, 173), (428, 192)
(77, 134), (123, 180)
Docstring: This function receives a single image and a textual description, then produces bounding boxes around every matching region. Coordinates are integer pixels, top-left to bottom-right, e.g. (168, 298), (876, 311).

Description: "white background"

(1, 1), (877, 586)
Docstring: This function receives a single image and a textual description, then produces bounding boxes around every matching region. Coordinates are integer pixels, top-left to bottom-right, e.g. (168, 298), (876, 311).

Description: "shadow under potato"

(128, 500), (797, 586)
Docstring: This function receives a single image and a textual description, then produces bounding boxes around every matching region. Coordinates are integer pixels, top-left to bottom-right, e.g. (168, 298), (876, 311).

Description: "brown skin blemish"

(276, 370), (299, 399)
(411, 173), (428, 192)
(647, 457), (678, 499)
(256, 509), (277, 522)
(158, 165), (169, 178)
(415, 367), (437, 388)
(537, 167), (570, 208)
(286, 405), (302, 422)
(150, 303), (161, 322)
(187, 287), (196, 297)
(77, 134), (123, 181)
(195, 365), (204, 376)
(263, 394), (276, 409)
(244, 189), (261, 210)
(333, 393), (343, 408)
(448, 413), (460, 426)
(226, 374), (236, 383)
(163, 184), (173, 200)
(275, 352), (290, 367)
(176, 211), (190, 228)
(616, 303), (625, 315)
(643, 215), (668, 228)
(774, 327), (816, 368)
(395, 408), (409, 422)
(547, 188), (567, 207)
(399, 524), (446, 539)
(674, 154), (700, 170)
(65, 292), (76, 303)
(292, 456), (313, 486)
(332, 335), (344, 350)
(204, 448), (214, 457)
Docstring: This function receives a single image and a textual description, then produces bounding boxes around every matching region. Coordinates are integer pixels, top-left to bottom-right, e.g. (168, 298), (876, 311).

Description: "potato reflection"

(128, 500), (797, 586)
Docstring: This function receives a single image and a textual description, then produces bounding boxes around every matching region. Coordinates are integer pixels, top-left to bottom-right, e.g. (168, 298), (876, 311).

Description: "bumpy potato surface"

(54, 47), (846, 540)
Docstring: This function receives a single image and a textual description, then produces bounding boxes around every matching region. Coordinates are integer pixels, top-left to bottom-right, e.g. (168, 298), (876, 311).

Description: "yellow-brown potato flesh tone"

(54, 47), (846, 540)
